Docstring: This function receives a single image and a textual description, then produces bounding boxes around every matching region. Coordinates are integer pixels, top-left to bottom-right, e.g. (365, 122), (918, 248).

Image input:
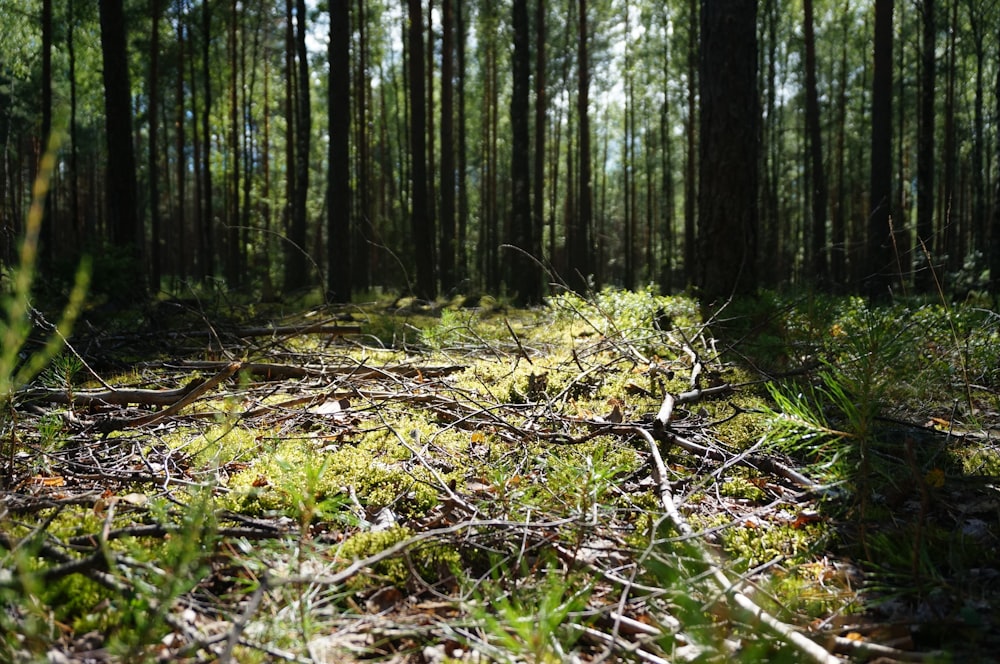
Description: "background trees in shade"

(2, 0), (1000, 302)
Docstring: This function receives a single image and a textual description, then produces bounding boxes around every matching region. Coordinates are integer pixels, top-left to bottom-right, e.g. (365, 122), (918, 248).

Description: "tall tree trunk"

(803, 0), (828, 287)
(407, 0), (435, 299)
(425, 0), (436, 234)
(683, 0), (697, 285)
(99, 0), (142, 290)
(283, 0), (296, 287)
(353, 0), (370, 291)
(867, 0), (893, 301)
(941, 0), (958, 270)
(41, 0), (53, 265)
(696, 0), (758, 302)
(622, 0), (634, 290)
(439, 0), (456, 293)
(991, 16), (1000, 293)
(68, 0), (80, 248)
(831, 1), (849, 289)
(328, 0), (351, 301)
(200, 0), (214, 280)
(967, 1), (986, 262)
(455, 0), (468, 283)
(915, 0), (935, 292)
(570, 0), (593, 293)
(509, 0), (537, 304)
(285, 0), (311, 290)
(226, 0), (241, 288)
(533, 0), (546, 290)
(148, 0), (162, 291)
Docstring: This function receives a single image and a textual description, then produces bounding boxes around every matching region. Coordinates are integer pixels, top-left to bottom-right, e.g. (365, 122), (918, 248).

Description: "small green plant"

(0, 133), (89, 487)
(473, 569), (592, 663)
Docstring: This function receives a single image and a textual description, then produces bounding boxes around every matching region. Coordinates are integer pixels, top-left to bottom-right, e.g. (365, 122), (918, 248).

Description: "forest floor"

(2, 287), (1000, 663)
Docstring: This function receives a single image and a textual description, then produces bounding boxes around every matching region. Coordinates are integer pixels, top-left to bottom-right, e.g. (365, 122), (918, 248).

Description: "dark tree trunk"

(328, 0), (351, 301)
(831, 3), (849, 288)
(41, 0), (53, 265)
(225, 0), (241, 288)
(803, 0), (828, 287)
(439, 0), (456, 293)
(199, 0), (214, 280)
(407, 0), (435, 299)
(696, 0), (758, 302)
(915, 0), (935, 292)
(99, 0), (142, 285)
(285, 0), (311, 290)
(569, 0), (593, 293)
(683, 0), (697, 285)
(455, 0), (468, 283)
(866, 0), (893, 301)
(148, 0), (162, 291)
(509, 0), (537, 304)
(68, 0), (80, 249)
(533, 0), (546, 291)
(991, 18), (1000, 293)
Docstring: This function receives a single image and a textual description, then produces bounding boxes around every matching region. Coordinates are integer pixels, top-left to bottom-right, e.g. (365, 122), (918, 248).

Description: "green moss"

(337, 526), (462, 589)
(719, 476), (767, 502)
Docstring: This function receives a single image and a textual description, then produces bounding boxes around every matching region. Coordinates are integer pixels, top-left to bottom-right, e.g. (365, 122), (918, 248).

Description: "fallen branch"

(91, 362), (241, 433)
(631, 425), (842, 664)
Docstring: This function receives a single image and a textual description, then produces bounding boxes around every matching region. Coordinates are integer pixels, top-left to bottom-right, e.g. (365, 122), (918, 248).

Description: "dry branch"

(632, 425), (842, 664)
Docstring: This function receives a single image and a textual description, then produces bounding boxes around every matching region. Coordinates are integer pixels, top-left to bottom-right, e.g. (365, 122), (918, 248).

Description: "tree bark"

(200, 0), (214, 280)
(569, 0), (593, 294)
(509, 0), (537, 304)
(99, 0), (142, 292)
(696, 0), (758, 302)
(915, 0), (935, 292)
(328, 0), (351, 301)
(439, 0), (456, 293)
(866, 0), (894, 301)
(803, 0), (828, 287)
(285, 0), (312, 290)
(407, 0), (435, 299)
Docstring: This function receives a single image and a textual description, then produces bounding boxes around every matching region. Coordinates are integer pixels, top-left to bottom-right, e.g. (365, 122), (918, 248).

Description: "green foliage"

(472, 567), (592, 663)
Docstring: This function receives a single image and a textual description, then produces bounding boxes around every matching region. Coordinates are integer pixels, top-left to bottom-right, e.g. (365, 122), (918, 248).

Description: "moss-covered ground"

(2, 287), (998, 662)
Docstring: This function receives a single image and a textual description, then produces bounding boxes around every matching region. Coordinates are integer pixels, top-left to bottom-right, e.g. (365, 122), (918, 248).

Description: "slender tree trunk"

(200, 0), (214, 280)
(407, 0), (435, 299)
(831, 2), (849, 289)
(148, 0), (162, 291)
(328, 0), (351, 301)
(456, 0), (468, 283)
(286, 0), (311, 290)
(967, 2), (986, 261)
(622, 0), (634, 291)
(803, 0), (828, 287)
(439, 0), (456, 293)
(354, 0), (371, 291)
(226, 0), (241, 288)
(915, 0), (935, 292)
(941, 0), (958, 270)
(570, 0), (593, 293)
(683, 0), (697, 285)
(533, 0), (546, 289)
(68, 0), (80, 248)
(866, 0), (893, 301)
(41, 0), (53, 265)
(991, 17), (1000, 293)
(509, 0), (537, 304)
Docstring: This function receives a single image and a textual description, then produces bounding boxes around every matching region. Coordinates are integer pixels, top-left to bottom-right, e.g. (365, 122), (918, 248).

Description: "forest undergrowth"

(2, 283), (1000, 663)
